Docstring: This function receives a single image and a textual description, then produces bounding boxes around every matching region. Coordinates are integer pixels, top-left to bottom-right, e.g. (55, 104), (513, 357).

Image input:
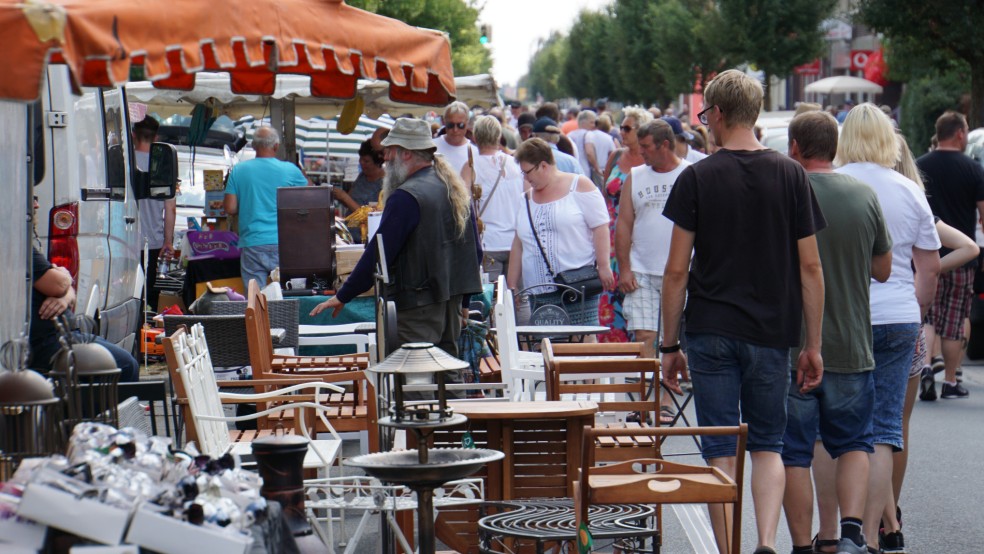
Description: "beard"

(382, 155), (411, 200)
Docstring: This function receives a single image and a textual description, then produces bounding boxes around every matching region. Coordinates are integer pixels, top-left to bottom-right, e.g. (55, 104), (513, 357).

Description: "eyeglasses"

(620, 125), (636, 133)
(521, 163), (540, 178)
(697, 105), (717, 125)
(446, 122), (467, 130)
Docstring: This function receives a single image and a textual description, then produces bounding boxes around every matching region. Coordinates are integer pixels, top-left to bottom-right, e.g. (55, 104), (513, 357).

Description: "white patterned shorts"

(623, 272), (662, 332)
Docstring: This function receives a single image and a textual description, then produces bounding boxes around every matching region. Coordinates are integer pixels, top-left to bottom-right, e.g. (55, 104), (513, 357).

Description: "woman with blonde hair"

(834, 104), (941, 553)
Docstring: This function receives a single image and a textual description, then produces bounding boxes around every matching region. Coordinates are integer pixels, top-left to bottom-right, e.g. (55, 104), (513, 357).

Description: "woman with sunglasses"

(595, 106), (653, 343)
(507, 138), (615, 326)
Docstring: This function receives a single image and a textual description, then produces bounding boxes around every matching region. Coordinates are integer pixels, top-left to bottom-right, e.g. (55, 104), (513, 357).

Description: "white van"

(30, 67), (177, 355)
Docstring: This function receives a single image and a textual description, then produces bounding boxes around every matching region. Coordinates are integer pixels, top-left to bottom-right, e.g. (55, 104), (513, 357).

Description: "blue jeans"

(240, 244), (279, 289)
(686, 332), (790, 459)
(871, 323), (919, 450)
(782, 370), (875, 467)
(35, 333), (140, 383)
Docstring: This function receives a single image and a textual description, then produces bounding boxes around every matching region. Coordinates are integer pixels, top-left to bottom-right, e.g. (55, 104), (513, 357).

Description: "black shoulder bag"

(525, 194), (603, 297)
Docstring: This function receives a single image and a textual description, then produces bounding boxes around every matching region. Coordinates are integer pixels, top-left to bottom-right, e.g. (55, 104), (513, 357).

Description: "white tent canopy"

(804, 75), (884, 95)
(125, 73), (501, 120)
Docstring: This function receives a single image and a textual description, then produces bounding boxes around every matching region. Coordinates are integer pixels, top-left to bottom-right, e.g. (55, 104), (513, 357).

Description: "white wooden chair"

(494, 275), (545, 401)
(298, 333), (378, 364)
(165, 324), (343, 474)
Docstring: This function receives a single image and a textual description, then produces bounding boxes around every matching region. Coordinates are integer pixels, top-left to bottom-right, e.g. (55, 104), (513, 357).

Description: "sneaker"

(880, 529), (906, 553)
(919, 367), (937, 401)
(753, 548), (778, 554)
(814, 534), (839, 553)
(836, 537), (868, 554)
(940, 382), (969, 399)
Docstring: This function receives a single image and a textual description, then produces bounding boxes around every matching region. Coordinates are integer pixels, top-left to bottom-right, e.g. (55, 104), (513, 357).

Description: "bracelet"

(658, 342), (681, 354)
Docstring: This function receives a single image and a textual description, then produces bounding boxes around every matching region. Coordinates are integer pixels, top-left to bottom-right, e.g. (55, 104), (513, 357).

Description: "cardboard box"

(18, 484), (132, 545)
(157, 292), (187, 316)
(0, 516), (47, 551)
(125, 507), (252, 554)
(203, 169), (226, 191)
(335, 245), (364, 276)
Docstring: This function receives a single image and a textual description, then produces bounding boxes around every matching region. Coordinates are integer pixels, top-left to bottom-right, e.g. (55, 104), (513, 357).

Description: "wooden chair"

(574, 424), (748, 554)
(493, 275), (545, 401)
(543, 338), (662, 462)
(244, 280), (379, 451)
(162, 324), (343, 474)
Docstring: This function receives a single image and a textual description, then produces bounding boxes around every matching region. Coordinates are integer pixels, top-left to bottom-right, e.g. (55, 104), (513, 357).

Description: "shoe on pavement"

(813, 533), (839, 553)
(940, 382), (969, 399)
(753, 548), (778, 554)
(919, 367), (937, 401)
(835, 537), (868, 554)
(880, 530), (906, 553)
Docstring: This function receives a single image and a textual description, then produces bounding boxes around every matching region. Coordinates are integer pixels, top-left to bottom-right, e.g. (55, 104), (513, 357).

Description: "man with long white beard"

(311, 118), (483, 360)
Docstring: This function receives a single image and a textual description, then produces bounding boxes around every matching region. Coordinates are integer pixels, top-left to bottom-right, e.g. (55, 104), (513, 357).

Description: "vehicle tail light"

(48, 202), (79, 285)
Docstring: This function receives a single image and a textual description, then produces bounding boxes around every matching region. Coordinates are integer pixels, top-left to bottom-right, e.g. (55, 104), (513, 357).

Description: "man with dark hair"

(917, 110), (984, 399)
(132, 116), (175, 312)
(661, 69), (826, 554)
(783, 111), (893, 554)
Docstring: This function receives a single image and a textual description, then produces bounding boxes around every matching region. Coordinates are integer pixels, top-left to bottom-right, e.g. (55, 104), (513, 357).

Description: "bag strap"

(525, 193), (555, 278)
(478, 155), (508, 218)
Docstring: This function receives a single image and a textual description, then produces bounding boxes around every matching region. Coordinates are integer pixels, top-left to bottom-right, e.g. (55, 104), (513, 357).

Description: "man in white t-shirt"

(434, 101), (479, 173)
(615, 119), (690, 424)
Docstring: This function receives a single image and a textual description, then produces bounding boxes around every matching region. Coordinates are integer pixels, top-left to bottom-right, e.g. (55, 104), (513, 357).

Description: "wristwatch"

(658, 342), (681, 354)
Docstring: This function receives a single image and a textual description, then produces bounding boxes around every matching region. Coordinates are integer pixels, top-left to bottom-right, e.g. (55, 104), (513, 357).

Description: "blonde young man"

(660, 69), (826, 554)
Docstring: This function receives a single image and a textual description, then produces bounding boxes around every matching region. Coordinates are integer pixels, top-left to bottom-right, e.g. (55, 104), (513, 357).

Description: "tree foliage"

(720, 0), (836, 102)
(523, 32), (571, 101)
(859, 0), (984, 128)
(348, 0), (492, 76)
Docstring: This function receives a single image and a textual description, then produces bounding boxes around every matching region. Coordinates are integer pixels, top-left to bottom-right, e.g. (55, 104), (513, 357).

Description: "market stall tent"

(804, 75), (884, 95)
(0, 0), (456, 104)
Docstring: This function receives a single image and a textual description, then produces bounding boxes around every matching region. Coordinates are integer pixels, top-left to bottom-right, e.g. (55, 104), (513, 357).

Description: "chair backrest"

(543, 338), (656, 421)
(163, 325), (231, 457)
(163, 314), (249, 368)
(212, 299), (300, 349)
(494, 275), (521, 374)
(245, 280), (276, 377)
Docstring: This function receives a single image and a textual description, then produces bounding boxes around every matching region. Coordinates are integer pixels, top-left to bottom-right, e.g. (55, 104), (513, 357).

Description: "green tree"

(859, 0), (984, 128)
(524, 32), (571, 101)
(348, 0), (492, 76)
(563, 9), (617, 101)
(720, 0), (836, 104)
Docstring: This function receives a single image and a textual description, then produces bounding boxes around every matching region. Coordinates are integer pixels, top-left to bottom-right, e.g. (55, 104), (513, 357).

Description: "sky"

(480, 0), (614, 87)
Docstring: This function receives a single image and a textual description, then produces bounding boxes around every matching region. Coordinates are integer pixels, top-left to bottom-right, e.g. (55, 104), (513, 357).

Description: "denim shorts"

(871, 323), (919, 450)
(240, 244), (280, 289)
(782, 370), (875, 467)
(686, 332), (791, 459)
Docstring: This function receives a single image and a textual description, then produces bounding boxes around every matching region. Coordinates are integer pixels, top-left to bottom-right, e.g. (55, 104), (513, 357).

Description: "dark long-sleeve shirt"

(336, 188), (482, 307)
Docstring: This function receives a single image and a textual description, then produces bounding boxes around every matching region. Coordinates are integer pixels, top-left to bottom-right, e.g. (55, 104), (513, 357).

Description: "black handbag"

(525, 195), (604, 297)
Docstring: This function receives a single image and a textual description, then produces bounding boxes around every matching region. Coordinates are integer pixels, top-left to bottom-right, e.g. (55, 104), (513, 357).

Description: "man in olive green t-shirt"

(781, 111), (893, 554)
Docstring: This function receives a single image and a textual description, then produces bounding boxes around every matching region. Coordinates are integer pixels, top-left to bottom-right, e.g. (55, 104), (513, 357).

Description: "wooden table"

(416, 400), (598, 553)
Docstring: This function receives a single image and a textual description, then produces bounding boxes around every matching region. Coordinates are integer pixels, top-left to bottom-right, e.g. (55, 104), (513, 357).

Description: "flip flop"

(659, 405), (676, 425)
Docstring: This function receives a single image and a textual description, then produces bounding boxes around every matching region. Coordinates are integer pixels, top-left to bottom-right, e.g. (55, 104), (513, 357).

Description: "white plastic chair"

(494, 275), (545, 401)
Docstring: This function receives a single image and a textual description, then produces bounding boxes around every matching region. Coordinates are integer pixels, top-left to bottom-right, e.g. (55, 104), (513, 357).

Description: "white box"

(17, 484), (131, 545)
(125, 508), (252, 554)
(0, 516), (47, 550)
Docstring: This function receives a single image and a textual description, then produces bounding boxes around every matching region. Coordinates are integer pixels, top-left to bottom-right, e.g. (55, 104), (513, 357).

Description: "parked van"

(29, 67), (177, 356)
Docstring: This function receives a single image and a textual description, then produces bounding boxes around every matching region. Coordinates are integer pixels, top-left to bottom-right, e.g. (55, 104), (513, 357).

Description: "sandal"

(659, 405), (676, 426)
(812, 533), (838, 553)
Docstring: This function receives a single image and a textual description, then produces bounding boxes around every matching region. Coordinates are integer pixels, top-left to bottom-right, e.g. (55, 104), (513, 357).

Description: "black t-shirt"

(917, 150), (984, 264)
(662, 149), (826, 349)
(30, 249), (75, 366)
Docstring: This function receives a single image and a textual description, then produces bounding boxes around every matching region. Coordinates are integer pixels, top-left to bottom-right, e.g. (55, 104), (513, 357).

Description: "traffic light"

(479, 24), (491, 45)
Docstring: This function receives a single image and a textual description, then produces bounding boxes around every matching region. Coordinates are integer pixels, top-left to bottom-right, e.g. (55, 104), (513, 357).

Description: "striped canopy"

(236, 114), (396, 158)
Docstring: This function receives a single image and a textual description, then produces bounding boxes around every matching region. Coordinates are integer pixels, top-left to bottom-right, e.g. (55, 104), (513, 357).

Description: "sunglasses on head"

(447, 122), (467, 130)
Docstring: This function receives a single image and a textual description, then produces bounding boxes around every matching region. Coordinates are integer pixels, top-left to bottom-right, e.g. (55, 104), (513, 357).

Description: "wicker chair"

(163, 314), (249, 368)
(211, 299), (300, 351)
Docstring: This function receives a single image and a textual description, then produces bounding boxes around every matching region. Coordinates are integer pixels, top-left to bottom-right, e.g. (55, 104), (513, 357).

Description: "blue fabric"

(685, 332), (791, 459)
(550, 144), (585, 176)
(782, 370), (875, 467)
(870, 323), (919, 450)
(239, 244), (280, 289)
(224, 158), (307, 247)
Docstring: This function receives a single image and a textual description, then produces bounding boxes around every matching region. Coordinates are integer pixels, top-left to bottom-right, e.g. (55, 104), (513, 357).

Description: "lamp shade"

(369, 342), (469, 374)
